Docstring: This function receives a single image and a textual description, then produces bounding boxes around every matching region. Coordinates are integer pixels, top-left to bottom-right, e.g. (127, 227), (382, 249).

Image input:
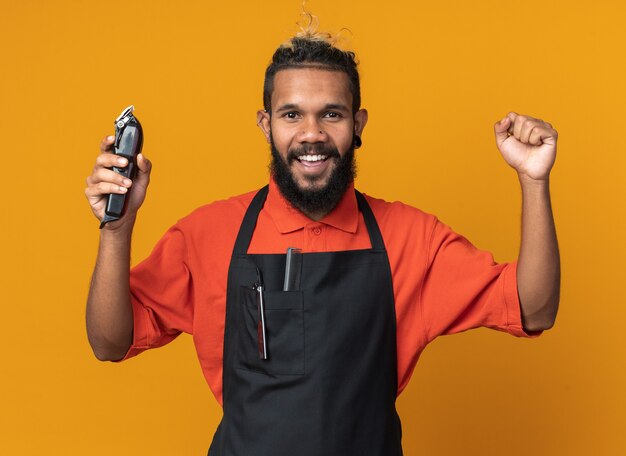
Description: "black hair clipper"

(99, 105), (143, 228)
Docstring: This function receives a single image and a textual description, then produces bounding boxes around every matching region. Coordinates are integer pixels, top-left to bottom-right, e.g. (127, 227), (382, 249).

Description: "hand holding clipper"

(99, 105), (144, 228)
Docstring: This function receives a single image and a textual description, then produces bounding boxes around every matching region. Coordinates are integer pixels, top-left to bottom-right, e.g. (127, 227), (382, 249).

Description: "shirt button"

(312, 227), (322, 236)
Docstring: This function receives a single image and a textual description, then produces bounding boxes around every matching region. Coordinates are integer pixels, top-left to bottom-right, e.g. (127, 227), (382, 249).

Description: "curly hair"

(263, 12), (361, 114)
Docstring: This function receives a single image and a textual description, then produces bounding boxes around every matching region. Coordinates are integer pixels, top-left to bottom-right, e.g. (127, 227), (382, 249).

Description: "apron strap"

(232, 185), (386, 256)
(355, 190), (386, 251)
(232, 185), (269, 256)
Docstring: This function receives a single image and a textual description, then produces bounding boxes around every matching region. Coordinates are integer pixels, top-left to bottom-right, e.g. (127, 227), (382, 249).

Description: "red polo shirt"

(126, 179), (538, 405)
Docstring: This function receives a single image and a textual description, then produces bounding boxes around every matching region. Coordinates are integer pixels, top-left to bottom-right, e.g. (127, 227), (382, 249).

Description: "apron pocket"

(237, 286), (305, 376)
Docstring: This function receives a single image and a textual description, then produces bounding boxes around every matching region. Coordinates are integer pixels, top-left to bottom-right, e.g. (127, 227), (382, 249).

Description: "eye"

(283, 111), (300, 120)
(323, 111), (343, 120)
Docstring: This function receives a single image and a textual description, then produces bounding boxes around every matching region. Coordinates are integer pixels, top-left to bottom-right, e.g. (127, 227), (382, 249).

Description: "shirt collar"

(265, 177), (359, 234)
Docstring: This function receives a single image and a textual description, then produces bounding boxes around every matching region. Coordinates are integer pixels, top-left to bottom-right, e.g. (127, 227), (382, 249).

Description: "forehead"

(271, 68), (352, 107)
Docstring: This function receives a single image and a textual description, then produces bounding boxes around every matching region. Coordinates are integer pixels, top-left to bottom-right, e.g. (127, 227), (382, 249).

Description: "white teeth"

(299, 155), (327, 162)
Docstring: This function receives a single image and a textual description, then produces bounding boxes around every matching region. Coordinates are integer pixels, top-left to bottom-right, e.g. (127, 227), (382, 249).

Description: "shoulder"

(359, 193), (441, 306)
(174, 188), (258, 239)
(361, 192), (438, 240)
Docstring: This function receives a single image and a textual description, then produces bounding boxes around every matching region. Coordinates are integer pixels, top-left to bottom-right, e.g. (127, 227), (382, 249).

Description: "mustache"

(287, 143), (341, 163)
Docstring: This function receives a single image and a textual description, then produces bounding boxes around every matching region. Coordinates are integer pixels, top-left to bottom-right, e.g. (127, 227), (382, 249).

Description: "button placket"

(305, 223), (324, 251)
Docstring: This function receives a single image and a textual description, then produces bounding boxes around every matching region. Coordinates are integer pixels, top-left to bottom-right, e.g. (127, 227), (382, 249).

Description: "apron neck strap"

(232, 185), (269, 257)
(232, 185), (386, 256)
(355, 190), (386, 251)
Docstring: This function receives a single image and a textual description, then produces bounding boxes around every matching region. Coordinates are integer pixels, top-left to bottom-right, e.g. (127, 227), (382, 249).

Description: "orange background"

(1, 0), (625, 454)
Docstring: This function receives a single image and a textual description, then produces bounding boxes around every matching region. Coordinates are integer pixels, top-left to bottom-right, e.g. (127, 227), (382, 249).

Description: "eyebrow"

(274, 103), (350, 113)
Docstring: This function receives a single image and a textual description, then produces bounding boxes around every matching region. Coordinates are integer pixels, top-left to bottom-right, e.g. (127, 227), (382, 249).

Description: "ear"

(257, 110), (271, 144)
(354, 109), (368, 137)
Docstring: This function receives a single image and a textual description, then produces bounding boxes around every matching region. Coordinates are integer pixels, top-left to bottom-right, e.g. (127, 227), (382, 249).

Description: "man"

(85, 27), (559, 455)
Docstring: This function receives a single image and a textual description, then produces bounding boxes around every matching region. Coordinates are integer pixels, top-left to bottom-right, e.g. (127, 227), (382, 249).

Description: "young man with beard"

(85, 29), (560, 455)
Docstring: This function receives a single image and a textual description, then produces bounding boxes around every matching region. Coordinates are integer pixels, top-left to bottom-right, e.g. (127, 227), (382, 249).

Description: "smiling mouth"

(297, 154), (328, 163)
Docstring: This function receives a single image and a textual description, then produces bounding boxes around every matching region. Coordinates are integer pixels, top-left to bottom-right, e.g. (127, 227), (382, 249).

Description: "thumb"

(494, 115), (512, 147)
(134, 153), (152, 186)
(136, 153), (151, 174)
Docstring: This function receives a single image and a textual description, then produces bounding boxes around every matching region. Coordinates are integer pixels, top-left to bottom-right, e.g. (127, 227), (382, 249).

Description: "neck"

(302, 208), (328, 221)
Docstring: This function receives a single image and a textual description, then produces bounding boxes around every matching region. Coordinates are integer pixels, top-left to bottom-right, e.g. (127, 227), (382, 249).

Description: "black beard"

(269, 139), (356, 217)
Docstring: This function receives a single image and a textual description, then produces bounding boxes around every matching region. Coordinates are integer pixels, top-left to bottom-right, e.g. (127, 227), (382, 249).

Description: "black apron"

(209, 186), (403, 455)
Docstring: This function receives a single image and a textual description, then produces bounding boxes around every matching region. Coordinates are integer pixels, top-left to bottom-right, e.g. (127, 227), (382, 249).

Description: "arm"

(86, 224), (135, 361)
(84, 135), (152, 360)
(494, 113), (560, 332)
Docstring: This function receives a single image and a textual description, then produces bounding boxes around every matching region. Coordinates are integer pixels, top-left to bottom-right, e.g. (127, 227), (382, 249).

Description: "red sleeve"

(420, 218), (541, 342)
(121, 224), (194, 360)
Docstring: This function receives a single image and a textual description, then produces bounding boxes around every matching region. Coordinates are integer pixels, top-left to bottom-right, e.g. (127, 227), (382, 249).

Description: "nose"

(297, 117), (327, 143)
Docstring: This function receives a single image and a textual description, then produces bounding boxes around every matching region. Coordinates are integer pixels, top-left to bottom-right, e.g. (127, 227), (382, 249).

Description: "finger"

(131, 154), (152, 189)
(532, 125), (558, 145)
(85, 181), (129, 198)
(528, 127), (544, 146)
(513, 114), (528, 139)
(494, 115), (511, 146)
(505, 112), (518, 135)
(520, 119), (539, 144)
(100, 135), (115, 153)
(136, 153), (152, 174)
(95, 153), (129, 169)
(91, 168), (133, 188)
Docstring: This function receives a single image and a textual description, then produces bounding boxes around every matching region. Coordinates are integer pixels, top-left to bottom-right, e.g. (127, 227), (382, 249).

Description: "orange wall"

(1, 0), (625, 454)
